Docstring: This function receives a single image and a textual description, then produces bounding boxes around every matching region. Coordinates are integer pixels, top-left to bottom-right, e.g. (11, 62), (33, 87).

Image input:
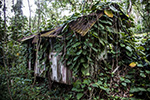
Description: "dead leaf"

(104, 10), (113, 18)
(129, 62), (136, 68)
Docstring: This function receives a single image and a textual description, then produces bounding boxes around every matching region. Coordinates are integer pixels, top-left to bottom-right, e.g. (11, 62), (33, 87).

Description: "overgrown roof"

(19, 2), (129, 43)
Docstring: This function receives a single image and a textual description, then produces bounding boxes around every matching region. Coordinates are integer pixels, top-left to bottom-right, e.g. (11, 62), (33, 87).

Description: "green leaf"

(109, 5), (119, 12)
(126, 51), (132, 57)
(137, 46), (145, 51)
(76, 50), (82, 55)
(97, 80), (103, 85)
(122, 82), (127, 86)
(124, 79), (131, 83)
(120, 43), (125, 47)
(81, 67), (90, 76)
(73, 56), (79, 61)
(146, 70), (150, 74)
(80, 58), (85, 63)
(92, 83), (99, 88)
(126, 46), (132, 52)
(99, 86), (110, 93)
(120, 77), (125, 81)
(137, 64), (143, 67)
(106, 26), (113, 32)
(98, 38), (105, 46)
(83, 63), (88, 68)
(72, 42), (80, 48)
(88, 87), (92, 91)
(83, 79), (91, 85)
(130, 87), (146, 93)
(98, 23), (105, 30)
(77, 93), (84, 100)
(138, 87), (146, 91)
(147, 88), (150, 92)
(99, 20), (112, 25)
(89, 43), (93, 47)
(72, 88), (83, 92)
(140, 73), (146, 78)
(130, 88), (139, 93)
(139, 51), (145, 56)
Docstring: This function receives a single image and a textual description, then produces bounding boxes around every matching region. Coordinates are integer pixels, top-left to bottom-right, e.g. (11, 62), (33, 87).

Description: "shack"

(19, 3), (131, 85)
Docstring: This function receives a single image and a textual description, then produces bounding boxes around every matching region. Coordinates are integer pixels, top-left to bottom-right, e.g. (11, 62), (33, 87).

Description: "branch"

(27, 0), (31, 32)
(112, 66), (120, 74)
(127, 0), (132, 16)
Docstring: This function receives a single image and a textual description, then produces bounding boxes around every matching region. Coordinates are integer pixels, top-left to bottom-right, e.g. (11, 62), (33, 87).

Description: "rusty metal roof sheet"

(69, 10), (103, 36)
(18, 34), (36, 42)
(19, 27), (63, 43)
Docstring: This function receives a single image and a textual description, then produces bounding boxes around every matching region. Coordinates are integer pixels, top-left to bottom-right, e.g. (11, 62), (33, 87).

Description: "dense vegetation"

(0, 0), (150, 100)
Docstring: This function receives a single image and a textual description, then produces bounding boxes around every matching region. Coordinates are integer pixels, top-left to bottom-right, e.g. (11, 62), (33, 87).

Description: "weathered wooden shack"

(19, 3), (131, 85)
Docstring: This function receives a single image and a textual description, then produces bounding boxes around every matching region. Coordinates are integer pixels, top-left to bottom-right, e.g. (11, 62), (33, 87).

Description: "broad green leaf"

(83, 79), (91, 85)
(120, 43), (125, 47)
(146, 70), (150, 74)
(122, 82), (127, 86)
(126, 46), (132, 52)
(77, 93), (84, 100)
(140, 73), (146, 78)
(120, 77), (125, 81)
(88, 87), (92, 91)
(137, 46), (145, 51)
(130, 88), (139, 92)
(138, 87), (146, 91)
(76, 50), (82, 55)
(81, 67), (89, 76)
(137, 64), (143, 67)
(124, 79), (131, 83)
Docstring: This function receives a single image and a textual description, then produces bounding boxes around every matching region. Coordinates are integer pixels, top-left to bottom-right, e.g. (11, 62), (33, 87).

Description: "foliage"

(0, 0), (150, 100)
(54, 2), (146, 99)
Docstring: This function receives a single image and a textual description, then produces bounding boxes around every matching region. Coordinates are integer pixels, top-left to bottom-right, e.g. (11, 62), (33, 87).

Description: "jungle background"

(0, 0), (150, 100)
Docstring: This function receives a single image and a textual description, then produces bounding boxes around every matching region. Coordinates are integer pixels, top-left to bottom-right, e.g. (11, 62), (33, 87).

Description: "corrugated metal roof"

(69, 11), (103, 36)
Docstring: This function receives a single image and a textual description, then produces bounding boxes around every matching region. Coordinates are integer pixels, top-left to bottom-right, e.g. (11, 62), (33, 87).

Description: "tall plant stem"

(3, 0), (13, 100)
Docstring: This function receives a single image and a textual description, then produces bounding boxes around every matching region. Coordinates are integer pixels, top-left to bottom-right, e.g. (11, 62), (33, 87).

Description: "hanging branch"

(2, 0), (13, 100)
